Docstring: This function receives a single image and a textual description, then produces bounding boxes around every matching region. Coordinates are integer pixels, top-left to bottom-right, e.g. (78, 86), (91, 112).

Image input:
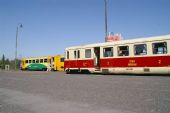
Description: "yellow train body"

(20, 56), (64, 71)
(51, 56), (64, 71)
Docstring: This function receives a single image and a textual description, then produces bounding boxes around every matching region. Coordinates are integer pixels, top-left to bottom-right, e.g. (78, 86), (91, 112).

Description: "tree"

(5, 58), (10, 64)
(1, 54), (5, 69)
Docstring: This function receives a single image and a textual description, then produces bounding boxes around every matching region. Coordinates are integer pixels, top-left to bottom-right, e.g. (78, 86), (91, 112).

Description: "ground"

(0, 71), (170, 113)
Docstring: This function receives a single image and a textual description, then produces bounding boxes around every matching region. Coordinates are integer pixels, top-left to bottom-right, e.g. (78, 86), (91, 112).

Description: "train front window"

(22, 61), (24, 65)
(152, 42), (167, 54)
(134, 44), (147, 55)
(67, 51), (69, 59)
(74, 51), (77, 59)
(103, 47), (113, 57)
(77, 50), (80, 59)
(25, 60), (28, 63)
(85, 49), (91, 58)
(118, 46), (129, 56)
(60, 58), (65, 62)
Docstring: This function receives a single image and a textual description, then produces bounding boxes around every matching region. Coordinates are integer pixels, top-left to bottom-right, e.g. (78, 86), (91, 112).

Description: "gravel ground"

(0, 71), (170, 113)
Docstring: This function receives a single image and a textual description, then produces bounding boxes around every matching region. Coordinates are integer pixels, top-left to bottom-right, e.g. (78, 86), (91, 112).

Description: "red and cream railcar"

(64, 35), (170, 74)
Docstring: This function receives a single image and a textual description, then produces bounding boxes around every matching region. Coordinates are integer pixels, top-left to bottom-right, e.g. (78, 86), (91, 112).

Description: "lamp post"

(15, 23), (23, 70)
(104, 0), (108, 42)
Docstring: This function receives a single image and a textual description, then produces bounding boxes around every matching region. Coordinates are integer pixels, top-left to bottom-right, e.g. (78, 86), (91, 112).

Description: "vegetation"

(0, 54), (21, 70)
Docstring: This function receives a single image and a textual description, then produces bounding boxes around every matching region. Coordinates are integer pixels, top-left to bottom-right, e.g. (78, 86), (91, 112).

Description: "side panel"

(100, 56), (170, 67)
(64, 55), (170, 74)
(26, 63), (47, 71)
(53, 56), (64, 71)
(64, 59), (94, 68)
(65, 56), (170, 68)
(20, 59), (26, 70)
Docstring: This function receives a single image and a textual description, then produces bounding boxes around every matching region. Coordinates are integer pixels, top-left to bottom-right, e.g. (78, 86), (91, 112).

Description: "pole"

(15, 26), (18, 70)
(104, 0), (108, 42)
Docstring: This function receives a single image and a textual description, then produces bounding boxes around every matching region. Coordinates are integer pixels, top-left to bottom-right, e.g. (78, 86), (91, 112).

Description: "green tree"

(0, 58), (2, 69)
(5, 58), (10, 64)
(10, 60), (15, 70)
(1, 54), (5, 69)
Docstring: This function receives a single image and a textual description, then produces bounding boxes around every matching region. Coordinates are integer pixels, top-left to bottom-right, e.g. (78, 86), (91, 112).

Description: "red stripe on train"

(64, 56), (170, 68)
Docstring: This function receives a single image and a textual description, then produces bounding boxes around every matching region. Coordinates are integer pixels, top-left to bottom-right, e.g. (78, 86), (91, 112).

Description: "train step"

(95, 68), (101, 71)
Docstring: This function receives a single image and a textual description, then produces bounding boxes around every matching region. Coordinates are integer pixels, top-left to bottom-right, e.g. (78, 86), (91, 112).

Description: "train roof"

(65, 35), (170, 50)
(21, 55), (63, 60)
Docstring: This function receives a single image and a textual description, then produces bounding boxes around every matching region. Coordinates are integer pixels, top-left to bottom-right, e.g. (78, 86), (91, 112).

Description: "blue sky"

(0, 0), (170, 59)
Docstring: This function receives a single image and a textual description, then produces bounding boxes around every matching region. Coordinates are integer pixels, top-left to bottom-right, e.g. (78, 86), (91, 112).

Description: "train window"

(77, 50), (80, 58)
(74, 51), (77, 59)
(36, 59), (39, 63)
(67, 51), (69, 59)
(44, 59), (47, 63)
(60, 58), (65, 62)
(152, 42), (167, 54)
(103, 47), (113, 57)
(40, 59), (43, 63)
(25, 60), (28, 63)
(85, 49), (91, 58)
(29, 60), (31, 63)
(118, 46), (129, 56)
(134, 44), (147, 55)
(32, 60), (35, 63)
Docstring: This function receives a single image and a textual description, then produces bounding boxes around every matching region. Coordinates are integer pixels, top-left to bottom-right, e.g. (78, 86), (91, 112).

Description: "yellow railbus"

(20, 56), (64, 71)
(51, 56), (65, 71)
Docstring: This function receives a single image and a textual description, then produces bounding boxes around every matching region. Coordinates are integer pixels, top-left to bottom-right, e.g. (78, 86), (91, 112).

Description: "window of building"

(36, 59), (39, 63)
(60, 58), (65, 62)
(44, 59), (47, 63)
(25, 60), (28, 63)
(40, 59), (43, 63)
(32, 60), (35, 63)
(118, 46), (129, 56)
(103, 47), (113, 57)
(134, 44), (147, 55)
(29, 60), (31, 63)
(152, 42), (167, 54)
(85, 49), (91, 58)
(67, 51), (69, 59)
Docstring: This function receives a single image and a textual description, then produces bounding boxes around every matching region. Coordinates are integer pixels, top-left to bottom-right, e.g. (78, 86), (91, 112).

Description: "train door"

(94, 47), (100, 69)
(74, 50), (80, 68)
(51, 57), (55, 71)
(48, 57), (53, 71)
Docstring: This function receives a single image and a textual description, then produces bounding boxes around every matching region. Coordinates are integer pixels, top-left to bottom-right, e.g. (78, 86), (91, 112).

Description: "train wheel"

(42, 68), (47, 71)
(66, 69), (70, 74)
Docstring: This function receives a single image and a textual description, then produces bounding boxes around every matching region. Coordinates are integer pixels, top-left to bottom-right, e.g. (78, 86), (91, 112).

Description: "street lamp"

(15, 23), (23, 70)
(104, 0), (108, 42)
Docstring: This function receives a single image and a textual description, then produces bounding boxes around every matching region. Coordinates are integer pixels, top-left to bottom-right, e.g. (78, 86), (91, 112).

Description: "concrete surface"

(0, 71), (170, 113)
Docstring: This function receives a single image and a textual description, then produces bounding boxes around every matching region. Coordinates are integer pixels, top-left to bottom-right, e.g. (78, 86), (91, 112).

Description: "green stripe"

(26, 64), (47, 71)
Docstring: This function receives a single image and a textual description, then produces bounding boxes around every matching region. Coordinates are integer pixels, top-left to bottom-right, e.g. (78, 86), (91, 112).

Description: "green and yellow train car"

(20, 56), (64, 71)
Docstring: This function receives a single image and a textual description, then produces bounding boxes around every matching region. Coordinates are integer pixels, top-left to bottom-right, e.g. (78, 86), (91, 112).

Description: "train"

(20, 56), (64, 71)
(64, 35), (170, 74)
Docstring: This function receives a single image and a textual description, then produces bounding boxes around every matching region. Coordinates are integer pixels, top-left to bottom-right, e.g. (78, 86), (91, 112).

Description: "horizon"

(1, 0), (170, 60)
